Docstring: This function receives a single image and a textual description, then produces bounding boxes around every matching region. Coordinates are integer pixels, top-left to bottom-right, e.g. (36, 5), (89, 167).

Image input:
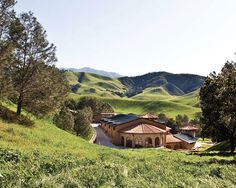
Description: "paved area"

(94, 125), (121, 148)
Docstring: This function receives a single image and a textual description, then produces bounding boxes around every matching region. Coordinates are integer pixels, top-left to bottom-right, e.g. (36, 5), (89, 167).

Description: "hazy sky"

(15, 0), (236, 76)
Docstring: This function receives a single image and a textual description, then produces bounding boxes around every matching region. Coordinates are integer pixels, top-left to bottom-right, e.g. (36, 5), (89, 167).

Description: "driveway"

(93, 124), (121, 148)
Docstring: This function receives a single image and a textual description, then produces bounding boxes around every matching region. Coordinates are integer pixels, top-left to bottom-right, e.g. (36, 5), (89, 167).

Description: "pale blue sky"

(15, 0), (236, 76)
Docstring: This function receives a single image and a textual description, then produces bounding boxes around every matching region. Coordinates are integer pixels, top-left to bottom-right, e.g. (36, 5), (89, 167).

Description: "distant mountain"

(63, 67), (124, 78)
(64, 71), (205, 98)
(119, 72), (205, 96)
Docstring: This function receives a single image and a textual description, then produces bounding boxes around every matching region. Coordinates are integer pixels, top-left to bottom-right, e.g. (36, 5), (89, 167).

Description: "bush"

(53, 106), (74, 131)
(0, 105), (34, 126)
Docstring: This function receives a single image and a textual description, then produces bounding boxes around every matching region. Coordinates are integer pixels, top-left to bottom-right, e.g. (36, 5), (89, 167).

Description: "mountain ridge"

(64, 70), (205, 98)
(62, 67), (124, 78)
(119, 71), (205, 96)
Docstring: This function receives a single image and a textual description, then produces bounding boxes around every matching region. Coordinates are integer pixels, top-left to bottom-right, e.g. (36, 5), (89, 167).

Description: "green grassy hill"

(70, 90), (200, 119)
(65, 71), (204, 98)
(0, 103), (235, 187)
(65, 71), (126, 97)
(66, 71), (202, 118)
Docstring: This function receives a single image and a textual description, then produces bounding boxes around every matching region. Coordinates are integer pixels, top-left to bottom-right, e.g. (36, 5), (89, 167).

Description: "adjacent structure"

(100, 114), (198, 150)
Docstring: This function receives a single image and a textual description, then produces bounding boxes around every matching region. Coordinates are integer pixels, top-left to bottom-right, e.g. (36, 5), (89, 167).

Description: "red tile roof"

(166, 134), (182, 143)
(180, 125), (198, 131)
(119, 124), (166, 134)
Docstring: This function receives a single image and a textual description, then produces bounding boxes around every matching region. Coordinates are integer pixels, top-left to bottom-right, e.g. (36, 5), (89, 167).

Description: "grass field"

(70, 93), (200, 119)
(0, 102), (236, 187)
(0, 111), (236, 187)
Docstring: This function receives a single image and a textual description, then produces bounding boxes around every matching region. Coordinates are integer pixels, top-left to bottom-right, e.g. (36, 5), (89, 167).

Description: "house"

(100, 114), (198, 150)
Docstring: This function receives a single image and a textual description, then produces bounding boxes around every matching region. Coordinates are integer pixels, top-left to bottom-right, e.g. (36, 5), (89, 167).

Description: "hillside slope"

(0, 104), (235, 187)
(65, 71), (126, 97)
(65, 71), (204, 98)
(119, 72), (204, 96)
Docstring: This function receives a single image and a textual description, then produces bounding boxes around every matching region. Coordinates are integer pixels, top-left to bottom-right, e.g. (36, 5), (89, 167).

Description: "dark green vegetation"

(119, 71), (205, 96)
(54, 97), (114, 139)
(0, 103), (236, 187)
(0, 0), (69, 116)
(200, 62), (236, 153)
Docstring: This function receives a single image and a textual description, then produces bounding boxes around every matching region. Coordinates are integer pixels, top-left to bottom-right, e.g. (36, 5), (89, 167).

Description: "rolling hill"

(119, 72), (205, 96)
(65, 71), (204, 118)
(64, 71), (127, 98)
(65, 71), (204, 98)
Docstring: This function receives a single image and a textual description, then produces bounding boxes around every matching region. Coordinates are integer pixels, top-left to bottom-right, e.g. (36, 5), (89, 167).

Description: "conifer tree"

(0, 0), (16, 98)
(8, 12), (68, 115)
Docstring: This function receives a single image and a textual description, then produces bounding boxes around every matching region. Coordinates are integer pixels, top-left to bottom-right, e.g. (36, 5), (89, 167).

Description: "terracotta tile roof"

(180, 125), (198, 131)
(139, 113), (158, 119)
(166, 134), (182, 143)
(119, 124), (166, 134)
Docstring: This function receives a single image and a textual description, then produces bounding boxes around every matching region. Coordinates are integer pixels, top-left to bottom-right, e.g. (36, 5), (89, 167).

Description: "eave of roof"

(119, 123), (166, 134)
(166, 134), (182, 143)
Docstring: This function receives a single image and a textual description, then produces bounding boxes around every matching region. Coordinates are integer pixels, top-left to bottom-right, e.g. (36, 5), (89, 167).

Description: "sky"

(15, 0), (236, 76)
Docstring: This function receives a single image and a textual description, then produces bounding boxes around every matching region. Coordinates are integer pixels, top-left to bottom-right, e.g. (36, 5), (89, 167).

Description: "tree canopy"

(200, 62), (236, 153)
(0, 2), (69, 117)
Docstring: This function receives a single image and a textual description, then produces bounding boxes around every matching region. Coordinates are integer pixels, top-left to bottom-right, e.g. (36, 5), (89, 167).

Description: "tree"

(200, 62), (236, 153)
(77, 96), (114, 115)
(166, 118), (178, 134)
(158, 113), (168, 123)
(175, 114), (189, 127)
(8, 12), (68, 115)
(0, 0), (16, 98)
(74, 109), (93, 138)
(83, 106), (93, 122)
(53, 106), (74, 131)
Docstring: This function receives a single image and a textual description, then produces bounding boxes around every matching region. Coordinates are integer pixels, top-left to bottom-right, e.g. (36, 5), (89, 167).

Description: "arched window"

(155, 137), (160, 147)
(145, 137), (152, 147)
(121, 136), (124, 146)
(135, 137), (143, 148)
(126, 137), (132, 147)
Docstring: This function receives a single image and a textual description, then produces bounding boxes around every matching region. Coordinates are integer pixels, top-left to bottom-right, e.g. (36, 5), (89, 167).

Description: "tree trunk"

(229, 137), (235, 154)
(16, 93), (23, 115)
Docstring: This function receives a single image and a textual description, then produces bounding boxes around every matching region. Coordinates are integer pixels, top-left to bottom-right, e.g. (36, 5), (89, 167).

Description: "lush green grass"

(65, 71), (126, 97)
(0, 103), (235, 187)
(1, 115), (236, 187)
(131, 87), (175, 101)
(70, 93), (200, 119)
